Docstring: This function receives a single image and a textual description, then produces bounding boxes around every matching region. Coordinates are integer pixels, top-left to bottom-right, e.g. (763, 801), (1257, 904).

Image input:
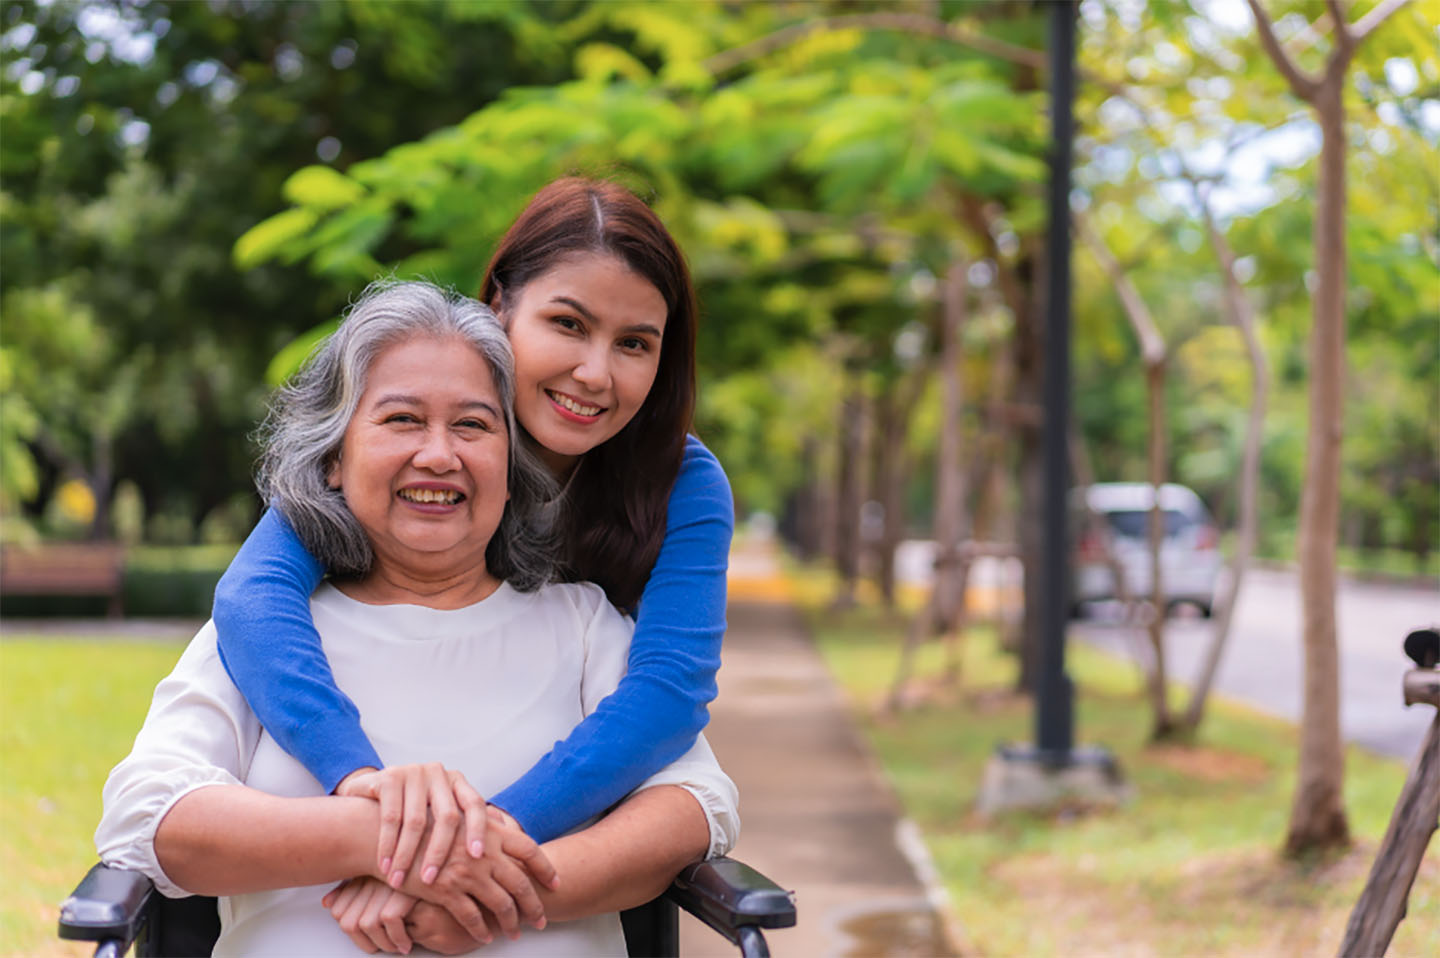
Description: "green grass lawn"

(0, 636), (188, 957)
(791, 572), (1439, 957)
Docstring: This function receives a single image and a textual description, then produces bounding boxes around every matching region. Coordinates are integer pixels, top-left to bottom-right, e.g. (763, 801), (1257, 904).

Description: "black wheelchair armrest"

(58, 862), (154, 957)
(666, 856), (796, 956)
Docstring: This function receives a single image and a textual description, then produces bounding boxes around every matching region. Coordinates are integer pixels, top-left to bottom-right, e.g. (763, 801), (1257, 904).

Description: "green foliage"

(1070, 0), (1438, 560)
(233, 207), (320, 271)
(265, 317), (342, 387)
(0, 349), (40, 513)
(2, 0), (1431, 561)
(122, 544), (240, 616)
(0, 0), (575, 537)
(231, 2), (1050, 518)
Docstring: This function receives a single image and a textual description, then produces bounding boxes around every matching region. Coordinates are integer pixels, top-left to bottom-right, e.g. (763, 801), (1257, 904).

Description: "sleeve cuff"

(632, 733), (740, 860)
(97, 775), (242, 899)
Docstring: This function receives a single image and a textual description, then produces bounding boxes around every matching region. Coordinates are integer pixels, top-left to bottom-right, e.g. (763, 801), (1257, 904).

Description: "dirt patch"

(963, 686), (1031, 714)
(1143, 742), (1272, 783)
(986, 852), (1157, 956)
(979, 843), (1439, 956)
(871, 681), (1027, 719)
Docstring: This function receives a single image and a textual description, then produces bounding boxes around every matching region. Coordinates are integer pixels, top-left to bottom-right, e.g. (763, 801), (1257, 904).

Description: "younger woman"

(211, 177), (731, 911)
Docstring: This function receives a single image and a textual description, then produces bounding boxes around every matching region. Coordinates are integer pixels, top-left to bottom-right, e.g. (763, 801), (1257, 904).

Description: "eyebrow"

(551, 295), (664, 339)
(372, 394), (501, 417)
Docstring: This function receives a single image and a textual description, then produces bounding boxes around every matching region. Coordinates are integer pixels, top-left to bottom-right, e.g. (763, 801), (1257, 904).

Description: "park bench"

(0, 541), (126, 618)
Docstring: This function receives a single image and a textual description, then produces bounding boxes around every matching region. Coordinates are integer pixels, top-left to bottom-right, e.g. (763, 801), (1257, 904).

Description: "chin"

(540, 430), (603, 459)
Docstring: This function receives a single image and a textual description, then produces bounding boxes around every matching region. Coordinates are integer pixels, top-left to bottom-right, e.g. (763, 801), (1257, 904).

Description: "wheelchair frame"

(60, 856), (795, 958)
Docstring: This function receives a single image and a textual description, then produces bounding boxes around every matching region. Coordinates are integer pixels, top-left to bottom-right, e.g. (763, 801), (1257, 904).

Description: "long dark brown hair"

(481, 177), (698, 609)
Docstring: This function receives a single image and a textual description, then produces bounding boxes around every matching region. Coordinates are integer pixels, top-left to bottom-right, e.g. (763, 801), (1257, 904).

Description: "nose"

(412, 424), (461, 472)
(572, 343), (612, 393)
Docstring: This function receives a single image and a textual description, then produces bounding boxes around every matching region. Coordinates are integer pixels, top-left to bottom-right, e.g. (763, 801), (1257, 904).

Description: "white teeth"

(549, 391), (602, 416)
(398, 488), (462, 505)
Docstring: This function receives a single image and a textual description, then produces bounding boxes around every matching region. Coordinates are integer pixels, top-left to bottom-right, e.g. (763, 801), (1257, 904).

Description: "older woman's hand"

(405, 901), (497, 956)
(336, 763), (488, 889)
(322, 876), (417, 955)
(397, 803), (557, 942)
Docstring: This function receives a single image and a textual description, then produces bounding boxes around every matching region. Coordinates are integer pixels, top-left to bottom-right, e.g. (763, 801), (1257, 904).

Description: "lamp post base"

(975, 744), (1129, 817)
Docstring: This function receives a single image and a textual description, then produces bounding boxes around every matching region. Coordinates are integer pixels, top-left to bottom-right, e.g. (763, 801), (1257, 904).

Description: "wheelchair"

(60, 855), (794, 958)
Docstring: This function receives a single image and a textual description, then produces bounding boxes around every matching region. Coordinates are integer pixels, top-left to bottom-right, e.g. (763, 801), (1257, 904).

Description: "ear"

(326, 455), (341, 490)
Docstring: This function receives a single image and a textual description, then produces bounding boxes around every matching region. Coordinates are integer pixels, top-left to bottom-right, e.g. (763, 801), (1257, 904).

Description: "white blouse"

(96, 580), (739, 957)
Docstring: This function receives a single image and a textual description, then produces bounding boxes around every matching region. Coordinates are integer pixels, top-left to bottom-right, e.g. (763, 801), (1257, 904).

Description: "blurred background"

(2, 0), (1434, 589)
(1, 1), (1437, 955)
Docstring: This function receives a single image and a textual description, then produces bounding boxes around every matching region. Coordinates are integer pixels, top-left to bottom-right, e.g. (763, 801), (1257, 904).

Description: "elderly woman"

(95, 281), (738, 956)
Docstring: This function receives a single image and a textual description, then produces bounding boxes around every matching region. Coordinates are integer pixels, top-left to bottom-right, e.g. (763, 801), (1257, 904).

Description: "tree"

(233, 3), (1051, 611)
(1, 0), (573, 537)
(1244, 0), (1412, 857)
(1075, 210), (1177, 737)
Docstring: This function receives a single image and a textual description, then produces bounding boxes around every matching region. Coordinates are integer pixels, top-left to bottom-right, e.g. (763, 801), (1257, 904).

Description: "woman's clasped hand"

(326, 765), (557, 954)
(333, 763), (492, 888)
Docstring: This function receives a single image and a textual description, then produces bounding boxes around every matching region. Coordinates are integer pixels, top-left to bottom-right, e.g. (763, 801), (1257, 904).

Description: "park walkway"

(679, 541), (962, 957)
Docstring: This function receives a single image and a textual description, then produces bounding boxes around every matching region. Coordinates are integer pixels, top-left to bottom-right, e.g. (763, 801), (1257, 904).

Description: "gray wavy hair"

(256, 279), (557, 590)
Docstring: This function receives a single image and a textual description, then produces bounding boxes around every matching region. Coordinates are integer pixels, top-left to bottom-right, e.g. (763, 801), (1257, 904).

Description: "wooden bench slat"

(0, 543), (126, 617)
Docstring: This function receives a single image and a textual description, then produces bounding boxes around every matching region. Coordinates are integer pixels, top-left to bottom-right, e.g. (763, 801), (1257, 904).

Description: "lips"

(546, 389), (605, 421)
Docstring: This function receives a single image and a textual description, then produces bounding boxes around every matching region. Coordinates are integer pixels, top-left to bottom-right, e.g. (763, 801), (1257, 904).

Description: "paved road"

(1071, 567), (1440, 760)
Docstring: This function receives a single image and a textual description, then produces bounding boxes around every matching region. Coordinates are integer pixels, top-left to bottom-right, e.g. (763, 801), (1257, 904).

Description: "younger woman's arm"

(489, 437), (732, 842)
(211, 508), (381, 791)
(214, 511), (487, 884)
(96, 621), (554, 944)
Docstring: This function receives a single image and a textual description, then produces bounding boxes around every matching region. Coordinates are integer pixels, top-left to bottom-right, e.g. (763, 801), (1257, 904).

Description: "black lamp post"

(980, 1), (1123, 811)
(1036, 0), (1077, 761)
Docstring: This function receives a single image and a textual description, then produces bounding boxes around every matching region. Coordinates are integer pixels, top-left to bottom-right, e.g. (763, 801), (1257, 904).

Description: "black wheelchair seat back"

(138, 894), (219, 958)
(135, 891), (664, 958)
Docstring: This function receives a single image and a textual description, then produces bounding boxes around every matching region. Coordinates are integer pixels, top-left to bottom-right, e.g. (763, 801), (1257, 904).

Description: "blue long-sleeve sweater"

(212, 435), (731, 843)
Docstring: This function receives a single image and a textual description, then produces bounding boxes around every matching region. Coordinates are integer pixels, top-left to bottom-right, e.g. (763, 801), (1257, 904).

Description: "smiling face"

(329, 334), (509, 597)
(500, 252), (668, 476)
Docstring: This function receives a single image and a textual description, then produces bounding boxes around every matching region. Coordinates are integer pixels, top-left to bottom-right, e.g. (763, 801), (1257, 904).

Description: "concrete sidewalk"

(680, 588), (961, 956)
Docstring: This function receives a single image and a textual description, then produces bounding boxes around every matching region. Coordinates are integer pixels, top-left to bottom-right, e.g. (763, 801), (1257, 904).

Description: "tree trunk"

(957, 194), (1042, 693)
(1286, 73), (1351, 856)
(1074, 210), (1173, 736)
(89, 431), (114, 542)
(889, 262), (968, 709)
(935, 263), (971, 678)
(832, 372), (867, 609)
(933, 263), (969, 632)
(1145, 361), (1175, 738)
(870, 386), (900, 608)
(1182, 205), (1270, 732)
(786, 438), (824, 560)
(1013, 273), (1045, 696)
(870, 370), (927, 608)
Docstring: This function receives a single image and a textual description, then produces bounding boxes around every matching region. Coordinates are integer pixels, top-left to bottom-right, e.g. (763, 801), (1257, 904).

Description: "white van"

(1072, 482), (1222, 617)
